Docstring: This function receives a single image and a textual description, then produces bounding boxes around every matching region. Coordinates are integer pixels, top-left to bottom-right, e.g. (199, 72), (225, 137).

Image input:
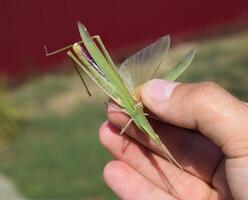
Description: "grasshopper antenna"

(43, 45), (50, 56)
(43, 43), (91, 96)
(43, 34), (103, 56)
(43, 40), (85, 56)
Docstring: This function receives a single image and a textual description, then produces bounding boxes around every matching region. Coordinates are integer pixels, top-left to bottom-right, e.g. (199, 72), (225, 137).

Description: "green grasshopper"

(45, 22), (195, 169)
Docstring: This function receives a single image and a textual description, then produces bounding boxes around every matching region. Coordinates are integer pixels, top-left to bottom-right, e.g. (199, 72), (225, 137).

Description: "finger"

(141, 80), (248, 158)
(103, 160), (177, 200)
(212, 159), (234, 200)
(100, 122), (216, 200)
(107, 104), (222, 183)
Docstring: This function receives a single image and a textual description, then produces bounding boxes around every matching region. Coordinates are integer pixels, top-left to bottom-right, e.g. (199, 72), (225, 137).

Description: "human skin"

(99, 79), (248, 200)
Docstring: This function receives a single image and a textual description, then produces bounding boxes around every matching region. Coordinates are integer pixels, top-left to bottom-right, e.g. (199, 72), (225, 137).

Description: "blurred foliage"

(0, 86), (25, 148)
(0, 30), (247, 199)
(168, 31), (248, 100)
(0, 74), (113, 199)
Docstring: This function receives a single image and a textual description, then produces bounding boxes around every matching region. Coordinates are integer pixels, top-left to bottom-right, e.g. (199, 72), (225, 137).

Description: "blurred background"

(0, 0), (248, 199)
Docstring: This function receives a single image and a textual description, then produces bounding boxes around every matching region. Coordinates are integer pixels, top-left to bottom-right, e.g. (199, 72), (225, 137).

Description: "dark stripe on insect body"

(81, 47), (106, 77)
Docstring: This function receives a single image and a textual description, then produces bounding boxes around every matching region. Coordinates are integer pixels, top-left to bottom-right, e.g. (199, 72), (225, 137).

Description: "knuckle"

(197, 81), (221, 95)
(223, 137), (248, 157)
(190, 81), (221, 106)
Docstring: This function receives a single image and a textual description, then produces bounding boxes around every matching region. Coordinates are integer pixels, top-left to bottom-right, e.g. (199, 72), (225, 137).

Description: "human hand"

(99, 80), (248, 200)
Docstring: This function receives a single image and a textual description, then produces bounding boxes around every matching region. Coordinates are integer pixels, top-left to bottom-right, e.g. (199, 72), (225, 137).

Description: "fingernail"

(107, 102), (122, 113)
(143, 79), (180, 102)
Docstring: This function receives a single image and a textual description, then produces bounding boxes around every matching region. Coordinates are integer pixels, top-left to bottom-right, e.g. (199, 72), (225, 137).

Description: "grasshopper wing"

(119, 36), (170, 94)
(163, 48), (196, 81)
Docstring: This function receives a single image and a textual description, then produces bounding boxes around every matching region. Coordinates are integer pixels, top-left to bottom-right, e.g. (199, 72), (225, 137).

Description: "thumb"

(141, 79), (248, 158)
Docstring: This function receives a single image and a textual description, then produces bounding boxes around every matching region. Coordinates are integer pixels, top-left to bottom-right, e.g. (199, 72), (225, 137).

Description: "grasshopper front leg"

(92, 35), (116, 67)
(69, 57), (91, 96)
(120, 118), (133, 135)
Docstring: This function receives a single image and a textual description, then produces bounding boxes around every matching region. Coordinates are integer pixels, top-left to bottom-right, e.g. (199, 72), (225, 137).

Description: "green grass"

(0, 30), (247, 199)
(0, 103), (114, 199)
(1, 75), (116, 199)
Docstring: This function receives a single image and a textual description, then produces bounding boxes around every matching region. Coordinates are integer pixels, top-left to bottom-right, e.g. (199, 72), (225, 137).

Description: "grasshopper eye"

(73, 43), (105, 77)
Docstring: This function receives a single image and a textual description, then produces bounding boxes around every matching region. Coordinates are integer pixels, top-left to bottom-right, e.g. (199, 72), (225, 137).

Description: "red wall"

(1, 0), (248, 79)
